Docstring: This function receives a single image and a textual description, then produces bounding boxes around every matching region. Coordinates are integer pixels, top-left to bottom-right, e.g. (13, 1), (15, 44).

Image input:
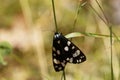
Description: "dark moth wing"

(52, 32), (86, 72)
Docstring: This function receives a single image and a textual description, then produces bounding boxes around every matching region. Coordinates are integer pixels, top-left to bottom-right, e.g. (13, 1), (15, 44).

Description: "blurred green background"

(0, 0), (120, 80)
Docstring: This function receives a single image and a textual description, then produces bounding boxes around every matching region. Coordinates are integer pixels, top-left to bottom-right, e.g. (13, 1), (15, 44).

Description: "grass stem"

(110, 26), (114, 80)
(72, 1), (87, 32)
(51, 0), (58, 32)
(63, 70), (66, 80)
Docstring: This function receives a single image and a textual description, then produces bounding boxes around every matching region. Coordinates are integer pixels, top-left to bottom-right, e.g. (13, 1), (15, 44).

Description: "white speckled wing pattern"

(52, 32), (86, 72)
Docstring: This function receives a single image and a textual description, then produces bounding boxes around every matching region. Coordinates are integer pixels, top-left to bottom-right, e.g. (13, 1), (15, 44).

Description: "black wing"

(52, 32), (86, 72)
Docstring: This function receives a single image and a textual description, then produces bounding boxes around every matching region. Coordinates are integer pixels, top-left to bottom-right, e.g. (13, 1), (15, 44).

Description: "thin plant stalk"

(72, 2), (80, 32)
(63, 70), (66, 80)
(94, 1), (114, 79)
(51, 0), (58, 32)
(88, 4), (107, 25)
(95, 0), (109, 24)
(72, 1), (87, 32)
(89, 0), (115, 80)
(110, 26), (114, 80)
(61, 69), (66, 80)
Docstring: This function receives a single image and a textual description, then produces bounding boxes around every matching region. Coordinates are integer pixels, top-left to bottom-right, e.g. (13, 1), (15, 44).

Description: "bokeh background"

(0, 0), (120, 80)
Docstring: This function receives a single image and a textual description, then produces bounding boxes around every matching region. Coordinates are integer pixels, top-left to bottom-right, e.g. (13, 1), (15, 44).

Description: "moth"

(52, 32), (86, 72)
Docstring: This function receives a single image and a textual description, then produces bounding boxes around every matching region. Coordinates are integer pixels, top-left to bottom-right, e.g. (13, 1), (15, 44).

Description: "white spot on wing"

(57, 50), (60, 55)
(67, 41), (71, 46)
(66, 58), (69, 61)
(55, 66), (58, 68)
(77, 60), (79, 63)
(73, 53), (77, 57)
(55, 33), (60, 38)
(73, 50), (80, 57)
(80, 56), (84, 58)
(56, 34), (60, 37)
(64, 46), (69, 51)
(79, 59), (81, 62)
(58, 67), (62, 70)
(61, 62), (65, 67)
(76, 50), (80, 55)
(57, 40), (60, 44)
(53, 53), (56, 56)
(54, 59), (60, 64)
(70, 58), (73, 63)
(72, 46), (75, 49)
(53, 47), (56, 51)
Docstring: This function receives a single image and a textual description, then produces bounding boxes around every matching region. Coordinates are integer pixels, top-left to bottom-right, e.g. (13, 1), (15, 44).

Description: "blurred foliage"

(0, 0), (21, 28)
(0, 41), (12, 65)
